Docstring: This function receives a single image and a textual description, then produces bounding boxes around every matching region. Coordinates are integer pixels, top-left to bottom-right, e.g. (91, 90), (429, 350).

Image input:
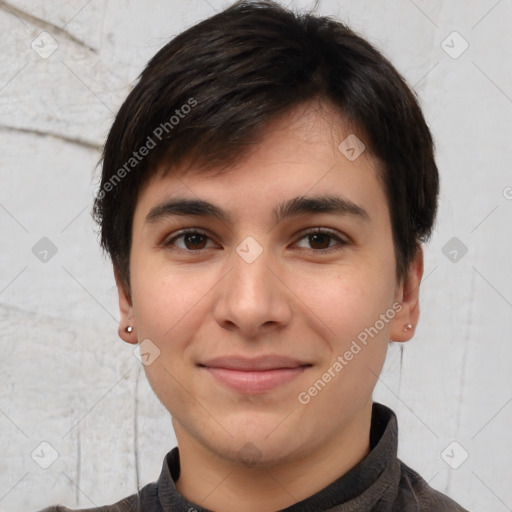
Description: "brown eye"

(294, 228), (348, 252)
(183, 233), (208, 250)
(164, 230), (214, 251)
(307, 233), (332, 250)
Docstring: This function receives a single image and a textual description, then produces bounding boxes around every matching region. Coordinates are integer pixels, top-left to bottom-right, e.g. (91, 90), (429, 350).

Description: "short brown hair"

(93, 0), (439, 294)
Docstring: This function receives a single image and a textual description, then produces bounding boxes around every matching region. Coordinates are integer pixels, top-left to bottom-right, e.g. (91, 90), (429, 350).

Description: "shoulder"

(394, 459), (469, 511)
(34, 453), (165, 512)
(35, 493), (141, 512)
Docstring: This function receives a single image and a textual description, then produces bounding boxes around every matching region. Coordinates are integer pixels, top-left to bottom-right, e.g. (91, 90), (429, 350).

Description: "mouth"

(199, 355), (312, 394)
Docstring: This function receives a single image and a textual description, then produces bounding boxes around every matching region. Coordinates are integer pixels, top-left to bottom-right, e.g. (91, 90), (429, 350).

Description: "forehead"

(133, 102), (388, 225)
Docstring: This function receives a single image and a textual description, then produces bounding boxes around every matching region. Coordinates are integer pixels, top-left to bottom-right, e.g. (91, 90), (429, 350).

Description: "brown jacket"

(37, 403), (469, 511)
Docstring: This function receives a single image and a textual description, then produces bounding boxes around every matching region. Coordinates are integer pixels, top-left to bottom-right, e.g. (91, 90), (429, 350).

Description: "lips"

(199, 355), (311, 393)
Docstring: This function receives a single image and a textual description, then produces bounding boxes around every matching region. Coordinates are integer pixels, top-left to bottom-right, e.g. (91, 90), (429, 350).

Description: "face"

(116, 102), (422, 467)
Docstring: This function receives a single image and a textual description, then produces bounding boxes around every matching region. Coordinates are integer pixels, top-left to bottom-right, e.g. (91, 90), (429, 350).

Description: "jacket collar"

(155, 402), (399, 511)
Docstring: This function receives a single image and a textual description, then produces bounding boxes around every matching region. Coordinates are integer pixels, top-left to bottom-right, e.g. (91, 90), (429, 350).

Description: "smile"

(199, 355), (312, 394)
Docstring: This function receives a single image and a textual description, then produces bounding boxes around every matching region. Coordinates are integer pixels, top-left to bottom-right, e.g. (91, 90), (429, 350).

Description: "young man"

(41, 1), (467, 510)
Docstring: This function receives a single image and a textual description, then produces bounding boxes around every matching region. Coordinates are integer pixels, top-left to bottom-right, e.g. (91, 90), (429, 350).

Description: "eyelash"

(162, 228), (349, 254)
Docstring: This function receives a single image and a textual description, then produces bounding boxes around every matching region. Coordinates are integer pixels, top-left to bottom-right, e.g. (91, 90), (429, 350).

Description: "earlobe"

(114, 266), (138, 345)
(390, 247), (424, 343)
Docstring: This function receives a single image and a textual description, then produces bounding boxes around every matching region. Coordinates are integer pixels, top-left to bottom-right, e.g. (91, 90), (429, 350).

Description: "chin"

(224, 410), (295, 440)
(215, 420), (313, 467)
(216, 439), (300, 469)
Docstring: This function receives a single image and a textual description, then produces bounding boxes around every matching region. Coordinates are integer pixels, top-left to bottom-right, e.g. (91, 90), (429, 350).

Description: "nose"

(212, 242), (293, 339)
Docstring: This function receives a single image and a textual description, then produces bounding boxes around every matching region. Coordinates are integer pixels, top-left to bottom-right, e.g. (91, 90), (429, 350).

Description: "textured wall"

(0, 1), (511, 511)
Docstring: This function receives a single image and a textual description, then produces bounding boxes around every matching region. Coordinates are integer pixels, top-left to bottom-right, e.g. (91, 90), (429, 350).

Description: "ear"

(114, 266), (138, 345)
(390, 246), (424, 342)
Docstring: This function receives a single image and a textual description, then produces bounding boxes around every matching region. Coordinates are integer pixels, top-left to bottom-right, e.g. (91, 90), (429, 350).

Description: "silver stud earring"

(125, 326), (133, 333)
(403, 324), (413, 332)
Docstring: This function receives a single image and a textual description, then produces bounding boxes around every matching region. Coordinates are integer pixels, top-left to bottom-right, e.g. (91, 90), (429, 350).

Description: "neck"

(174, 402), (373, 512)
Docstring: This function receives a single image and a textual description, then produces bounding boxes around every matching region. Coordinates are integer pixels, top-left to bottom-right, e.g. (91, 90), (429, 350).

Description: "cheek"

(298, 269), (393, 413)
(292, 263), (396, 344)
(130, 259), (209, 413)
(130, 256), (216, 345)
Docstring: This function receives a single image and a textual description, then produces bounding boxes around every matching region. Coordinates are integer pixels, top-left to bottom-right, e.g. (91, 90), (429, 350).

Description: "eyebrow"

(145, 194), (370, 226)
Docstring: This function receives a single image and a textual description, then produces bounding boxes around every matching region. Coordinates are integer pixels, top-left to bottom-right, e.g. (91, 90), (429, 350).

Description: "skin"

(115, 101), (423, 512)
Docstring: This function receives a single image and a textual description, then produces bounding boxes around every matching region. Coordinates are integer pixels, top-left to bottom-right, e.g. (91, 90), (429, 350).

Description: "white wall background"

(0, 1), (511, 511)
